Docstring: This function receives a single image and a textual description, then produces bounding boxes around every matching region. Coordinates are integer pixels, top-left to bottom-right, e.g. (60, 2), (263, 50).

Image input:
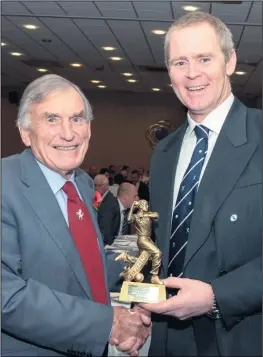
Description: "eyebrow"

(43, 112), (61, 117)
(42, 110), (85, 118)
(69, 110), (85, 119)
(169, 53), (214, 65)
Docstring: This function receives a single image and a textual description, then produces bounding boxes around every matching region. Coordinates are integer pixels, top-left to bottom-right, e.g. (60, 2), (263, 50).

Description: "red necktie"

(63, 181), (108, 304)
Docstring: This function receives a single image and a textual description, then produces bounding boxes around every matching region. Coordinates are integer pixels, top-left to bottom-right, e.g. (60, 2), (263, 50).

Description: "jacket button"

(220, 270), (227, 276)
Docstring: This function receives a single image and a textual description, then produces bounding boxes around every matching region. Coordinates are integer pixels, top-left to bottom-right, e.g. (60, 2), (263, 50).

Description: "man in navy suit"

(2, 74), (151, 357)
(140, 11), (261, 357)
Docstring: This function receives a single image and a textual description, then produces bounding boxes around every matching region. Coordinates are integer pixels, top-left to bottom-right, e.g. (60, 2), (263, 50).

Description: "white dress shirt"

(109, 184), (119, 197)
(36, 159), (82, 226)
(172, 93), (234, 211)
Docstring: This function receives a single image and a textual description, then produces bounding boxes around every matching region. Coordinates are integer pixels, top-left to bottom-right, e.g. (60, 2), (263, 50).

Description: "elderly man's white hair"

(17, 74), (93, 129)
(94, 174), (109, 186)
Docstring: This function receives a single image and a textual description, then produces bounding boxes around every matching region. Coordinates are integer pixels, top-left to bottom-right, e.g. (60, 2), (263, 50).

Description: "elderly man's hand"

(139, 277), (214, 320)
(109, 306), (151, 356)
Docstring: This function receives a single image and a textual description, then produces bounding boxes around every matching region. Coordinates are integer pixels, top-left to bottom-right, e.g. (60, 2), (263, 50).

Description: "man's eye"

(72, 116), (85, 123)
(46, 116), (57, 122)
(201, 57), (210, 63)
(174, 61), (186, 67)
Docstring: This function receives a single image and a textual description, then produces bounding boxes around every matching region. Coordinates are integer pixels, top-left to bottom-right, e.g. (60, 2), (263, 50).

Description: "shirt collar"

(102, 190), (110, 200)
(185, 93), (234, 138)
(118, 199), (125, 212)
(35, 158), (75, 195)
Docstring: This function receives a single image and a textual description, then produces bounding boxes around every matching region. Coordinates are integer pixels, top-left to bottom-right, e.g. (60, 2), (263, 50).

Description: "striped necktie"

(121, 209), (129, 235)
(168, 125), (210, 280)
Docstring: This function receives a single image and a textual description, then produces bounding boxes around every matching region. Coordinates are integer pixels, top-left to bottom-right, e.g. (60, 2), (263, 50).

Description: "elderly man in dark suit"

(2, 74), (151, 357)
(140, 11), (261, 357)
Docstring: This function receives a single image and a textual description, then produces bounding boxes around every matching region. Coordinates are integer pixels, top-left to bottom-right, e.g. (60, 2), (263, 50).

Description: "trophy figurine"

(115, 200), (166, 303)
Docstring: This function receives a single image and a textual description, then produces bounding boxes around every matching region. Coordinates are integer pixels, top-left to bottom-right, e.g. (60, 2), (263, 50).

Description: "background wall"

(2, 90), (261, 170)
(1, 91), (186, 170)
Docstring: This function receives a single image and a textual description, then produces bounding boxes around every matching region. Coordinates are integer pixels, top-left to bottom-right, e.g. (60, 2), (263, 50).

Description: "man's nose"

(186, 62), (201, 79)
(60, 121), (75, 141)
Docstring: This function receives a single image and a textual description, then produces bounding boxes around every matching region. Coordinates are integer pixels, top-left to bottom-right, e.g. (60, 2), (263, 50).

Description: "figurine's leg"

(126, 250), (150, 282)
(138, 237), (163, 284)
(150, 246), (162, 276)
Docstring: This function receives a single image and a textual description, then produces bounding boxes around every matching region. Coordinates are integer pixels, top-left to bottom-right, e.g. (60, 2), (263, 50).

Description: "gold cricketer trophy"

(115, 200), (166, 303)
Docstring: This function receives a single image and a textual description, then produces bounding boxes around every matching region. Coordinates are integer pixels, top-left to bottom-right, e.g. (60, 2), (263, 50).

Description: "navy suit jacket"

(148, 99), (262, 356)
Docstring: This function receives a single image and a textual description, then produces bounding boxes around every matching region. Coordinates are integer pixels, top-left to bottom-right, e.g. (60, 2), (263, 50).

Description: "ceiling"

(1, 0), (262, 99)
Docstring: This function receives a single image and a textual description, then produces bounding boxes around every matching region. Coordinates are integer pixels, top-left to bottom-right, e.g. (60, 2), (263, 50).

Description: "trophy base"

(118, 281), (166, 303)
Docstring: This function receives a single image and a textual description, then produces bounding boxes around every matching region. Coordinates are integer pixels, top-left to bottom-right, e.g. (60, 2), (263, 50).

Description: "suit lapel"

(184, 99), (258, 270)
(20, 150), (93, 299)
(75, 170), (111, 300)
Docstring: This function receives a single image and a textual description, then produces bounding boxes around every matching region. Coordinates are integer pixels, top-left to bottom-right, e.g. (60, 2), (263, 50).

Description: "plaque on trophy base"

(119, 281), (166, 303)
(115, 200), (167, 304)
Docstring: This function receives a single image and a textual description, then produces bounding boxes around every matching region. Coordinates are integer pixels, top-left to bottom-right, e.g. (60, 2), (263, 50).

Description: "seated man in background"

(98, 182), (139, 245)
(88, 164), (98, 179)
(131, 169), (149, 201)
(94, 174), (110, 203)
(121, 165), (130, 182)
(100, 167), (111, 179)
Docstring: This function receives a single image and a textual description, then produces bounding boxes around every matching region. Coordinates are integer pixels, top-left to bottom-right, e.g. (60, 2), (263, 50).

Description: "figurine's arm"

(127, 201), (139, 223)
(143, 212), (159, 220)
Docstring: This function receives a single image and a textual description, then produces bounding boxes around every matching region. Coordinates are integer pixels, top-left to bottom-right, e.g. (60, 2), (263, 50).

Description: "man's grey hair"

(16, 74), (93, 129)
(94, 174), (109, 187)
(165, 11), (234, 67)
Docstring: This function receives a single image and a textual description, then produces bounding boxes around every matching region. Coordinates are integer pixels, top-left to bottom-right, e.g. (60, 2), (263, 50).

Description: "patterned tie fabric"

(63, 181), (108, 304)
(121, 209), (129, 235)
(168, 125), (210, 279)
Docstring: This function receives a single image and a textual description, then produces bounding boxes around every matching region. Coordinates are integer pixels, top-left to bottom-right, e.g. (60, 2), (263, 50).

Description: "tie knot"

(123, 208), (129, 215)
(194, 125), (209, 140)
(63, 181), (79, 201)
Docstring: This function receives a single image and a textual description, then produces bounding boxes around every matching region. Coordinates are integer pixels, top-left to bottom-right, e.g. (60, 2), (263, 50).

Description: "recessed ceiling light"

(23, 24), (39, 30)
(37, 68), (48, 72)
(122, 72), (133, 77)
(152, 30), (166, 35)
(1, 42), (7, 46)
(183, 6), (199, 12)
(70, 63), (83, 67)
(10, 52), (23, 56)
(91, 80), (101, 84)
(235, 71), (246, 75)
(152, 88), (161, 92)
(98, 85), (107, 88)
(102, 46), (116, 51)
(127, 79), (137, 83)
(110, 57), (122, 61)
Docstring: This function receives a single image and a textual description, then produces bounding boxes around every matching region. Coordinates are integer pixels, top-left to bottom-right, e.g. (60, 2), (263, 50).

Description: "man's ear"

(226, 50), (237, 77)
(19, 127), (31, 147)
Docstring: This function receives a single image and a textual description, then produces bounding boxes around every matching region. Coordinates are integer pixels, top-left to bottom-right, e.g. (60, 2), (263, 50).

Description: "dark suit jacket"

(148, 98), (262, 356)
(98, 192), (131, 245)
(2, 149), (113, 357)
